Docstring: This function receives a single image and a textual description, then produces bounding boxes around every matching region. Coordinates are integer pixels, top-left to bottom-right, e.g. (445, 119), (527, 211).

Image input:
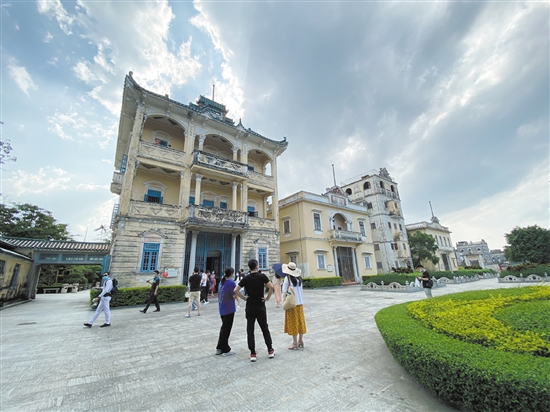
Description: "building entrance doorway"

(206, 252), (221, 292)
(336, 246), (355, 283)
(441, 253), (450, 271)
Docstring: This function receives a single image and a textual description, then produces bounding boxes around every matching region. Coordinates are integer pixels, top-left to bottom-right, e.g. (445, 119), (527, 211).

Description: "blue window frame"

(247, 206), (257, 217)
(220, 202), (228, 210)
(258, 247), (268, 270)
(189, 196), (195, 205)
(141, 243), (159, 272)
(202, 200), (214, 207)
(247, 165), (255, 172)
(144, 189), (162, 204)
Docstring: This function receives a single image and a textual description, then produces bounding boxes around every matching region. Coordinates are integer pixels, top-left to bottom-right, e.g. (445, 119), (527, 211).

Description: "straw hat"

(282, 262), (301, 277)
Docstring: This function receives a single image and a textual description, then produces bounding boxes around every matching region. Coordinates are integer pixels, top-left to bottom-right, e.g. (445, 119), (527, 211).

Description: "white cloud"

(44, 31), (53, 42)
(36, 0), (74, 35)
(47, 107), (117, 148)
(7, 167), (72, 195)
(65, 0), (202, 115)
(6, 58), (38, 96)
(441, 160), (549, 249)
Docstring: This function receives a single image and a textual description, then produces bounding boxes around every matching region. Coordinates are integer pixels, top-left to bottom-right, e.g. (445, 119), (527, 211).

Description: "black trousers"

(201, 286), (208, 302)
(144, 293), (160, 312)
(216, 312), (235, 353)
(245, 305), (272, 354)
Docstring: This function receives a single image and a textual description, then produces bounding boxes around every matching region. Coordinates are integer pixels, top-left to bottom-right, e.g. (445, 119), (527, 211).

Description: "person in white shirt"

(84, 272), (113, 328)
(281, 262), (307, 350)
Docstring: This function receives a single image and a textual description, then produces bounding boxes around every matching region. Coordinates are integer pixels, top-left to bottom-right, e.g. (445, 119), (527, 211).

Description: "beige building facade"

(405, 216), (458, 272)
(275, 186), (377, 282)
(109, 73), (288, 286)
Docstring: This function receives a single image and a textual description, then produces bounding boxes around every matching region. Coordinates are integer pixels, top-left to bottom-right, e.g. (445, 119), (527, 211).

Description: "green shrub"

(90, 285), (186, 308)
(501, 265), (550, 277)
(302, 277), (342, 288)
(375, 289), (550, 412)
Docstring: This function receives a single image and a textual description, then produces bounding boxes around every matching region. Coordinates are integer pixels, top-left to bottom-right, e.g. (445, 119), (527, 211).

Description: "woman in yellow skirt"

(282, 262), (307, 350)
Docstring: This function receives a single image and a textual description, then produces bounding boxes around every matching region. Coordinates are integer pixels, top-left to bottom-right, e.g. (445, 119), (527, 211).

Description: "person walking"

(416, 265), (433, 298)
(215, 268), (237, 356)
(272, 273), (282, 308)
(140, 270), (161, 313)
(281, 262), (307, 350)
(186, 267), (202, 317)
(84, 271), (113, 328)
(209, 271), (217, 297)
(234, 259), (275, 362)
(201, 270), (209, 304)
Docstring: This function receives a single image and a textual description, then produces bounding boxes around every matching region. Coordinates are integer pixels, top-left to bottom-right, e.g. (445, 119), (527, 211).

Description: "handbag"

(185, 291), (190, 299)
(282, 286), (297, 311)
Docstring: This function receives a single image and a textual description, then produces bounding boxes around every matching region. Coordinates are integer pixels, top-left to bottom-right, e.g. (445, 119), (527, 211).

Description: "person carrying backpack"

(84, 271), (114, 328)
(416, 265), (433, 298)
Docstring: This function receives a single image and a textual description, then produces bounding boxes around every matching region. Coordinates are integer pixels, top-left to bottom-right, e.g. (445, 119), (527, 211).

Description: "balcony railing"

(138, 141), (185, 164)
(248, 215), (277, 230)
(248, 170), (275, 189)
(364, 187), (400, 200)
(328, 229), (363, 242)
(193, 150), (247, 177)
(129, 200), (181, 220)
(187, 204), (248, 228)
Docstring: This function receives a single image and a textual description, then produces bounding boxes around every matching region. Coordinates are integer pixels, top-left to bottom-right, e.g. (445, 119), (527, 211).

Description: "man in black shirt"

(234, 259), (275, 362)
(416, 264), (433, 298)
(140, 270), (161, 313)
(186, 267), (202, 317)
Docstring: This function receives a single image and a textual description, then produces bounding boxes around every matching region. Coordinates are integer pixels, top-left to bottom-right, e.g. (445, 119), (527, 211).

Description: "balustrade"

(328, 229), (363, 242)
(129, 200), (181, 220)
(138, 141), (185, 164)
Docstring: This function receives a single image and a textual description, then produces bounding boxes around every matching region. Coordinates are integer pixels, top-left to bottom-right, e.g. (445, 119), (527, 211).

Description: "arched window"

(345, 188), (352, 195)
(390, 185), (395, 193)
(380, 181), (385, 189)
(363, 182), (371, 190)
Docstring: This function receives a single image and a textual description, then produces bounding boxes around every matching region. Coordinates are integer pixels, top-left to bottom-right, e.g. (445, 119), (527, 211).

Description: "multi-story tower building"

(341, 168), (411, 273)
(405, 216), (458, 272)
(108, 73), (288, 286)
(275, 186), (377, 283)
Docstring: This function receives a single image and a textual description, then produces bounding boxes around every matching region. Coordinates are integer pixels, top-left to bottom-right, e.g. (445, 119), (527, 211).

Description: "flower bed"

(375, 286), (550, 411)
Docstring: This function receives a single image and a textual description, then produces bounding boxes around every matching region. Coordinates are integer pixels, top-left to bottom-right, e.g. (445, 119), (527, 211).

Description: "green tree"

(0, 203), (71, 240)
(504, 225), (550, 264)
(0, 138), (17, 165)
(407, 231), (439, 268)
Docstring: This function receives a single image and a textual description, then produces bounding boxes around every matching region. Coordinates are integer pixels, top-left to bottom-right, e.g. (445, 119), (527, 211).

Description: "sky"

(1, 0), (548, 250)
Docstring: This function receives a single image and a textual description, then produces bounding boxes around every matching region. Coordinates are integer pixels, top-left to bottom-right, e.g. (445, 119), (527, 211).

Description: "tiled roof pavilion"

(0, 237), (110, 252)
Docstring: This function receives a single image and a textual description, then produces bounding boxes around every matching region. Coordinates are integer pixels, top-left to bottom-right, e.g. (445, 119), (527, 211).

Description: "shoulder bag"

(282, 286), (297, 311)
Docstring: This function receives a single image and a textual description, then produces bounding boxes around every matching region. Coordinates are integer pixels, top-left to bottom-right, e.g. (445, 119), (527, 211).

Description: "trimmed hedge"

(375, 288), (550, 412)
(363, 269), (495, 285)
(302, 277), (342, 288)
(90, 285), (186, 308)
(500, 265), (550, 277)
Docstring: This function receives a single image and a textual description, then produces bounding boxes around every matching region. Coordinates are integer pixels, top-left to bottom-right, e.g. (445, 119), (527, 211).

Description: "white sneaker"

(250, 353), (257, 362)
(204, 301), (209, 305)
(222, 350), (235, 357)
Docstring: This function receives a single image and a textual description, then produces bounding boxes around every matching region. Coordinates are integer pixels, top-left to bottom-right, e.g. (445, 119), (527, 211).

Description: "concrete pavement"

(0, 279), (532, 412)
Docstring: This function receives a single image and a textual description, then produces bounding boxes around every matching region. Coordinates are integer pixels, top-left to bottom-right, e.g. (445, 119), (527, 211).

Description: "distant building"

(341, 168), (412, 273)
(405, 216), (458, 272)
(108, 73), (288, 286)
(0, 240), (34, 305)
(275, 186), (377, 283)
(490, 249), (507, 266)
(455, 239), (493, 268)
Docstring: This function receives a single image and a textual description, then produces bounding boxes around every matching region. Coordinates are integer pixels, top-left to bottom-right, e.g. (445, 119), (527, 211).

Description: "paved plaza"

(0, 279), (532, 412)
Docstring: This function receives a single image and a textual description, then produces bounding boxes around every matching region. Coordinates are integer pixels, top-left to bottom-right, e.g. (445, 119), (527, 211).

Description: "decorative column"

(194, 174), (203, 205)
(198, 134), (206, 151)
(271, 158), (279, 224)
(119, 104), (146, 215)
(232, 147), (239, 162)
(352, 247), (360, 283)
(241, 182), (248, 213)
(231, 234), (237, 270)
(178, 170), (191, 221)
(188, 231), (199, 277)
(231, 182), (238, 210)
(332, 246), (340, 278)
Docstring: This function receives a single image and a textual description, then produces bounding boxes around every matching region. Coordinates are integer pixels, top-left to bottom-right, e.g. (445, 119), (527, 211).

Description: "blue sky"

(1, 0), (548, 249)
